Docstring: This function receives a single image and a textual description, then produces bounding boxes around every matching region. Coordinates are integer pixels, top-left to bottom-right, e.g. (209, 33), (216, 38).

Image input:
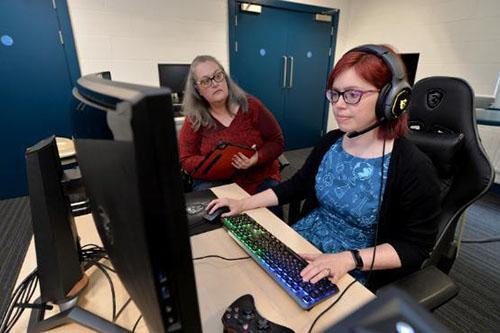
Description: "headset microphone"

(346, 120), (384, 138)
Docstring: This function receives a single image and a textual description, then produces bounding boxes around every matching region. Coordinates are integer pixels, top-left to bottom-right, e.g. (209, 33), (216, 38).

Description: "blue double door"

(0, 0), (78, 198)
(230, 1), (337, 149)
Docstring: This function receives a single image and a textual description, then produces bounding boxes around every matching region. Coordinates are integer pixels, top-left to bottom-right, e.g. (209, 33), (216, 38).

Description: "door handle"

(282, 56), (288, 88)
(288, 56), (294, 88)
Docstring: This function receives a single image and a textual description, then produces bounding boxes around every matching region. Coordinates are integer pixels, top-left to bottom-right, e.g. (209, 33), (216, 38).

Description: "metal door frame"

(1, 0), (80, 101)
(54, 0), (81, 85)
(227, 0), (339, 136)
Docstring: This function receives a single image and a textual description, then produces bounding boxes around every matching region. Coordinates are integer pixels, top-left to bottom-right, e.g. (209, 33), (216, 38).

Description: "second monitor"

(158, 64), (190, 106)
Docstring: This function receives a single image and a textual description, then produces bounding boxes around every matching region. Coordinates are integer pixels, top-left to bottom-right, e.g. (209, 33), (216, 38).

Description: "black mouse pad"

(184, 189), (224, 236)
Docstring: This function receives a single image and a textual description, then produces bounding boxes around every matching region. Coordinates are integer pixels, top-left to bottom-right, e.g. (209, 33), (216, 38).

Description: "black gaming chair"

(385, 76), (495, 309)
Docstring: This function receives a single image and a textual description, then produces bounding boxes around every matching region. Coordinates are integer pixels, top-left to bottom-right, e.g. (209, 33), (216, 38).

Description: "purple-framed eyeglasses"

(326, 89), (379, 105)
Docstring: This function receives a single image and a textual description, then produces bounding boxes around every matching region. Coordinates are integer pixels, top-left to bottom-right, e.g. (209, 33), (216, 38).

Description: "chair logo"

(427, 89), (444, 109)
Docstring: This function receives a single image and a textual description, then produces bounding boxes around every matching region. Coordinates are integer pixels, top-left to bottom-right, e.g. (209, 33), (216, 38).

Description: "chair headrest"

(408, 76), (475, 137)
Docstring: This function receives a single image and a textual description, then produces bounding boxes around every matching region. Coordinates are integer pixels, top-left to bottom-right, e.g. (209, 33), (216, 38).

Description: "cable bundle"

(0, 270), (39, 333)
(0, 243), (131, 332)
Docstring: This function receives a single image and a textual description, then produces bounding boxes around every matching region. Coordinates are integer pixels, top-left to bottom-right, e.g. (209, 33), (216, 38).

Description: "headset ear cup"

(376, 84), (392, 121)
(391, 86), (412, 119)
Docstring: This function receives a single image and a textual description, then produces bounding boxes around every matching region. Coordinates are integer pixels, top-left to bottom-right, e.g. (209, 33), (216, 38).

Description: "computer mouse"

(202, 206), (230, 223)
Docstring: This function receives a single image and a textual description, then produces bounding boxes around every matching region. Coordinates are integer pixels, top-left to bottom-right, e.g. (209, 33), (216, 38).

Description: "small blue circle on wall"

(307, 51), (313, 58)
(1, 35), (14, 46)
(259, 48), (266, 56)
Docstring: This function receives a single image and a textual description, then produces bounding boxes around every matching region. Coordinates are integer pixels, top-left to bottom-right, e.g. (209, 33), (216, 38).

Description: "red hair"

(327, 47), (409, 140)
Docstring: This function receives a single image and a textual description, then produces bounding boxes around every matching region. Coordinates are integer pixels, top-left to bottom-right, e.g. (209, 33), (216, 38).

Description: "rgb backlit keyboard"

(223, 214), (339, 310)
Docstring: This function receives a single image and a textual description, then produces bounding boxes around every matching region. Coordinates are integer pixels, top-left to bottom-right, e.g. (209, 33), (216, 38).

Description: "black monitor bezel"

(157, 64), (190, 97)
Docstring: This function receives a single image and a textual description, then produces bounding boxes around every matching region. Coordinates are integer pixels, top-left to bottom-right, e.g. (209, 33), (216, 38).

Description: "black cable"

(307, 138), (387, 332)
(1, 279), (31, 333)
(366, 138), (386, 283)
(82, 249), (105, 253)
(307, 279), (357, 333)
(80, 244), (107, 257)
(461, 236), (500, 244)
(6, 276), (39, 333)
(82, 245), (122, 321)
(81, 248), (108, 259)
(1, 244), (112, 332)
(81, 247), (106, 253)
(0, 269), (38, 333)
(81, 248), (106, 254)
(80, 244), (120, 322)
(81, 243), (103, 250)
(114, 298), (132, 322)
(89, 261), (117, 321)
(1, 279), (27, 331)
(92, 261), (116, 273)
(193, 254), (250, 261)
(1, 277), (39, 333)
(81, 249), (107, 260)
(132, 315), (143, 333)
(81, 244), (110, 272)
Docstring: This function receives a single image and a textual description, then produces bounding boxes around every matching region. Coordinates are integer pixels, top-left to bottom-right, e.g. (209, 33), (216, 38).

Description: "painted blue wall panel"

(283, 9), (333, 149)
(0, 0), (79, 198)
(229, 0), (338, 149)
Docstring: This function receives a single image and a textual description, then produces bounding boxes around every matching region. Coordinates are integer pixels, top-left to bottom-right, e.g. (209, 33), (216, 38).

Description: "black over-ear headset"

(345, 44), (412, 138)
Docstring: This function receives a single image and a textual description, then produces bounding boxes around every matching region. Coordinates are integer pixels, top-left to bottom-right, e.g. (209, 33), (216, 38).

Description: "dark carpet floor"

(1, 147), (499, 332)
(434, 192), (500, 332)
(0, 196), (32, 323)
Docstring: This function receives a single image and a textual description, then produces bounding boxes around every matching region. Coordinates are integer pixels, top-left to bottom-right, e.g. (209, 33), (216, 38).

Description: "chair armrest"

(278, 154), (290, 171)
(380, 265), (459, 311)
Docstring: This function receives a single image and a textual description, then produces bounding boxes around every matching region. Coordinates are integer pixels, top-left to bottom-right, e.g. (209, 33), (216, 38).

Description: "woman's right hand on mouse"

(206, 198), (244, 217)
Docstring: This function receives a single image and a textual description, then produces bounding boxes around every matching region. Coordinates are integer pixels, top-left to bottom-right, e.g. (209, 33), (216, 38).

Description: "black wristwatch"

(349, 249), (364, 270)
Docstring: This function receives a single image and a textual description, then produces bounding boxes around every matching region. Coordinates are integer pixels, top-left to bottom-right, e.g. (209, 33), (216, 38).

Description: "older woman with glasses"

(207, 45), (441, 290)
(179, 55), (284, 201)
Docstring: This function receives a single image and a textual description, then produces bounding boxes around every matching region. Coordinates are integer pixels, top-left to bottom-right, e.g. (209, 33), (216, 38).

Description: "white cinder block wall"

(67, 0), (229, 86)
(67, 0), (349, 86)
(342, 0), (500, 96)
(67, 0), (349, 134)
(67, 0), (500, 132)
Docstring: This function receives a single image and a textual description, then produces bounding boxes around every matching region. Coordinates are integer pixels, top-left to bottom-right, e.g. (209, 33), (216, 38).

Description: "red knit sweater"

(179, 95), (284, 194)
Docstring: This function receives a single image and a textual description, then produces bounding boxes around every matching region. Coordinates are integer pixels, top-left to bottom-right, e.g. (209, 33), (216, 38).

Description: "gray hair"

(182, 55), (248, 131)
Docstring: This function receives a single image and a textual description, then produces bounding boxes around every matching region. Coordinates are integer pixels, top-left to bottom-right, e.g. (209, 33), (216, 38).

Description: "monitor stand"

(27, 274), (129, 333)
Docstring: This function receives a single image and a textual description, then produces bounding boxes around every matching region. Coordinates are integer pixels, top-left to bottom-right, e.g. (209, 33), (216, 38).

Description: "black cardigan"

(273, 130), (441, 288)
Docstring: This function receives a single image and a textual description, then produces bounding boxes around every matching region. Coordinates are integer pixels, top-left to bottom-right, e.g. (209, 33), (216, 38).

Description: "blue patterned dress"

(293, 137), (391, 283)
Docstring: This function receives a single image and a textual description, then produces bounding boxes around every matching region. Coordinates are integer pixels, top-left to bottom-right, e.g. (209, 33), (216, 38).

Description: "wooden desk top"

(11, 184), (374, 332)
(55, 137), (76, 159)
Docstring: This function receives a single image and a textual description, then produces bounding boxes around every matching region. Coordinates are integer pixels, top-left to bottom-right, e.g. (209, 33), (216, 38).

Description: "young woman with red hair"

(207, 45), (441, 290)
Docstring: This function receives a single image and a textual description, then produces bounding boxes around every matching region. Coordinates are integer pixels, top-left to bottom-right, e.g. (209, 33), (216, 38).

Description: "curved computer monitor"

(72, 73), (201, 332)
(399, 53), (419, 86)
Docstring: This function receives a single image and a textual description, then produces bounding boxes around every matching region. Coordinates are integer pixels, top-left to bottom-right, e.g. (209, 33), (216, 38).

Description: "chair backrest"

(406, 76), (494, 271)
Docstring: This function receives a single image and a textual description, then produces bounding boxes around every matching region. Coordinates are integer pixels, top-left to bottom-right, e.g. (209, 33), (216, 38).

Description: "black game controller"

(222, 294), (294, 333)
